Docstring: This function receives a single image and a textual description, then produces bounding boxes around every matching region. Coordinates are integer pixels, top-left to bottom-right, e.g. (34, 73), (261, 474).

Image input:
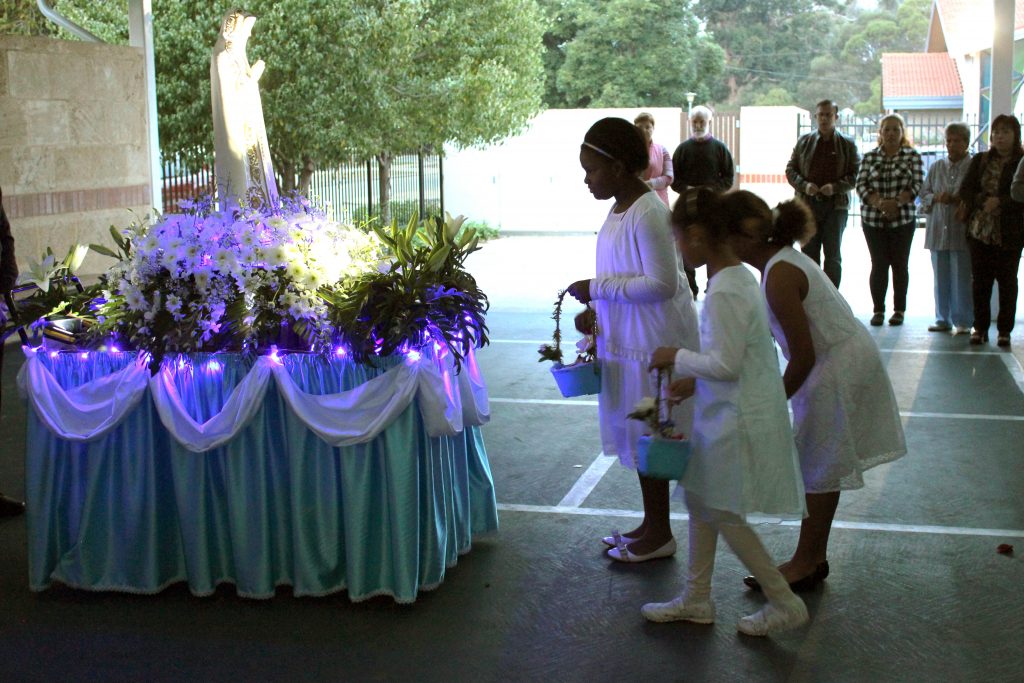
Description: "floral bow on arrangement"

(627, 367), (683, 440)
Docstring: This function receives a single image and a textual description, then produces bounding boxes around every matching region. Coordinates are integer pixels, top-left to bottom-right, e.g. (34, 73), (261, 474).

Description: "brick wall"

(0, 35), (152, 275)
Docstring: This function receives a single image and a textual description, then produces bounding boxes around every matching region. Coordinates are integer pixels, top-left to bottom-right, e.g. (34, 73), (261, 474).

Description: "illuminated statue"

(210, 9), (278, 209)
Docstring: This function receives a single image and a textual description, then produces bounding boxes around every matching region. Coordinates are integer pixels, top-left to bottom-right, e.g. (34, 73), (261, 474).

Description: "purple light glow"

(334, 345), (347, 357)
(205, 359), (223, 373)
(80, 352), (90, 360)
(405, 349), (422, 363)
(268, 345), (283, 364)
(49, 351), (59, 358)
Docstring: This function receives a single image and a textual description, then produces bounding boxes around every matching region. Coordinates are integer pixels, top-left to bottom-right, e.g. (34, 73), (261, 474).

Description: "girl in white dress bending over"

(643, 187), (808, 637)
(720, 191), (906, 592)
(566, 118), (700, 562)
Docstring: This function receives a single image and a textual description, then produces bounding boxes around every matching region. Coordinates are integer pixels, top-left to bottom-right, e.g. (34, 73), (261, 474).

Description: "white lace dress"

(762, 247), (907, 492)
(591, 192), (700, 468)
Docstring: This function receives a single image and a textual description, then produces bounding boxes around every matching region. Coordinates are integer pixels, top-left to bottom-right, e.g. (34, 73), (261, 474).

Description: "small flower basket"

(538, 289), (600, 398)
(628, 369), (690, 480)
(550, 360), (601, 398)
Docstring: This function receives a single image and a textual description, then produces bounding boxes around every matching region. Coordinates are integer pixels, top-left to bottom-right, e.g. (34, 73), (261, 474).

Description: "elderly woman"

(920, 122), (973, 334)
(961, 114), (1024, 346)
(855, 114), (924, 326)
(634, 112), (673, 207)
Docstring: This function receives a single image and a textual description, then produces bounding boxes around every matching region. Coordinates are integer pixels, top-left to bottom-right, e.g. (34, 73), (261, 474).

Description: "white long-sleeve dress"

(762, 247), (907, 492)
(591, 192), (699, 468)
(673, 265), (805, 519)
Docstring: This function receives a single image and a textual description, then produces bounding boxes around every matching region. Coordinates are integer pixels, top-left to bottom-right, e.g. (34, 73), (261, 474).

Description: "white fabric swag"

(18, 349), (490, 453)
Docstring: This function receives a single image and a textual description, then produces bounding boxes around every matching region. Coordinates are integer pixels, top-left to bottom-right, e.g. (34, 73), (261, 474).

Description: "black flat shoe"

(888, 311), (904, 326)
(870, 313), (884, 326)
(743, 561), (829, 593)
(969, 330), (988, 345)
(997, 335), (1011, 347)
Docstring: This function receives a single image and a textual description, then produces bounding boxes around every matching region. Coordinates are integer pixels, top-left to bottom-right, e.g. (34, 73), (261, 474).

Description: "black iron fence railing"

(160, 149), (443, 225)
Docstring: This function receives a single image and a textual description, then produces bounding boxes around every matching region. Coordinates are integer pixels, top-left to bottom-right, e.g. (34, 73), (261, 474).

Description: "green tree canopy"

(7, 1), (544, 219)
(553, 0), (725, 108)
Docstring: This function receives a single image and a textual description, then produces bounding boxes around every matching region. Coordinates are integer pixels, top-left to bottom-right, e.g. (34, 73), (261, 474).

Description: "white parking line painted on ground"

(491, 397), (599, 407)
(899, 411), (1024, 421)
(557, 453), (617, 508)
(495, 503), (1024, 538)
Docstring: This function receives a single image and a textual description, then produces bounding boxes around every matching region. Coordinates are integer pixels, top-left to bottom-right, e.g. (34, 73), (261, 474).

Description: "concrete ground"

(1, 230), (1022, 682)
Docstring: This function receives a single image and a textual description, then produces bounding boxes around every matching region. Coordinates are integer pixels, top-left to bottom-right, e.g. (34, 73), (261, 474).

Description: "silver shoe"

(607, 537), (677, 563)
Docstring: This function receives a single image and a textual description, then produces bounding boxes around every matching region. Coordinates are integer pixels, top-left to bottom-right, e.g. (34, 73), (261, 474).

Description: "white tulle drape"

(18, 348), (490, 453)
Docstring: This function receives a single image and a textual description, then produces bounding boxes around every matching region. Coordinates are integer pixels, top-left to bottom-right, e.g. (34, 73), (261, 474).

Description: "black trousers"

(967, 236), (1023, 334)
(862, 222), (916, 313)
(801, 200), (849, 288)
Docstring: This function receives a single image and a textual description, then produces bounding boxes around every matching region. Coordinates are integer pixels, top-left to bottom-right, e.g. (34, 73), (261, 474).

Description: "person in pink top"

(634, 112), (673, 207)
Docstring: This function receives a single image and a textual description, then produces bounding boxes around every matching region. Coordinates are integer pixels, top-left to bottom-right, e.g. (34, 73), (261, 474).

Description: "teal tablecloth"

(25, 351), (498, 602)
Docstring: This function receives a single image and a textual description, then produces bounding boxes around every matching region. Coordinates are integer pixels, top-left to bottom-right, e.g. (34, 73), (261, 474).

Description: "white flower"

(125, 287), (147, 312)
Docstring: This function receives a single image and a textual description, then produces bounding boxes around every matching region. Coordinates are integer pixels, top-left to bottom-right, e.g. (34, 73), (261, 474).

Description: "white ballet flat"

(607, 537), (677, 563)
(736, 598), (809, 637)
(641, 595), (715, 624)
(601, 531), (638, 547)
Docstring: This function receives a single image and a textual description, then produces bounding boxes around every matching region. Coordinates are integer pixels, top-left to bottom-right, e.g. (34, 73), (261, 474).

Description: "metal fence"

(796, 112), (984, 229)
(305, 152), (443, 225)
(160, 149), (444, 224)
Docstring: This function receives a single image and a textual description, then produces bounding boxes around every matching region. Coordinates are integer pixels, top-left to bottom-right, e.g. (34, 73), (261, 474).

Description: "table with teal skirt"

(23, 350), (498, 603)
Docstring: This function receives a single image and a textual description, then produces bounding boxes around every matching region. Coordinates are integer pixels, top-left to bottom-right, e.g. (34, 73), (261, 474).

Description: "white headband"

(581, 141), (616, 161)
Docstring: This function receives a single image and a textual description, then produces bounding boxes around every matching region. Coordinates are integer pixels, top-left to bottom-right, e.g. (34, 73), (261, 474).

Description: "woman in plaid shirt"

(856, 114), (924, 326)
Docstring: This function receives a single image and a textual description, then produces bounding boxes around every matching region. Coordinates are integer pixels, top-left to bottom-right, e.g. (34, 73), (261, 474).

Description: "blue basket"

(636, 434), (690, 480)
(550, 361), (601, 397)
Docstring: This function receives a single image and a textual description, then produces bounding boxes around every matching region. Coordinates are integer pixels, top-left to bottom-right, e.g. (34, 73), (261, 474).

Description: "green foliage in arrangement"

(324, 212), (489, 368)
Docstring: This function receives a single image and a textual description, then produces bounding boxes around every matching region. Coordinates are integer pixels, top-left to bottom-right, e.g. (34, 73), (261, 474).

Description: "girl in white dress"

(566, 118), (700, 562)
(722, 191), (906, 591)
(642, 187), (808, 637)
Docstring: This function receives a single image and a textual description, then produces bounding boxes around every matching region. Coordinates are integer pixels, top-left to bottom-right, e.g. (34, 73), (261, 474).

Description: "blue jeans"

(930, 249), (972, 328)
(801, 201), (848, 288)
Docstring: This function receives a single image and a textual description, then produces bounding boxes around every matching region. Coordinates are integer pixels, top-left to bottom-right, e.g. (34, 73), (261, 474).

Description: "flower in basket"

(537, 289), (596, 368)
(626, 392), (684, 440)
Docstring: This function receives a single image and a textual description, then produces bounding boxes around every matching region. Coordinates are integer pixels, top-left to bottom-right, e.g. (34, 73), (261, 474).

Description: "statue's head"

(220, 9), (255, 43)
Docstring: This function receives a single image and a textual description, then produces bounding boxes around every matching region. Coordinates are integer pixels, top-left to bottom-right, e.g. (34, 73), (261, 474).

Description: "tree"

(536, 0), (586, 108)
(13, 1), (545, 222)
(694, 0), (845, 106)
(556, 0), (725, 108)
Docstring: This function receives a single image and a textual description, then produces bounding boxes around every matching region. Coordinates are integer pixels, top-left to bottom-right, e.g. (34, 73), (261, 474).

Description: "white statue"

(210, 9), (279, 209)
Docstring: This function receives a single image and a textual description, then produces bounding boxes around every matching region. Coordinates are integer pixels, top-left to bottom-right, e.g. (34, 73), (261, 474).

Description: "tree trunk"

(377, 152), (392, 225)
(298, 156), (315, 196)
(279, 160), (296, 193)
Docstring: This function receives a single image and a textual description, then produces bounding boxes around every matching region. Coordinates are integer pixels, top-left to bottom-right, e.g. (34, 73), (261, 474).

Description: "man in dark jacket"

(671, 105), (735, 297)
(0, 186), (25, 517)
(786, 100), (860, 288)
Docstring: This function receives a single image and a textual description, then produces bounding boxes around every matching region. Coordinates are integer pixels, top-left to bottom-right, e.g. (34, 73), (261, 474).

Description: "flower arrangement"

(1, 245), (92, 343)
(7, 193), (489, 372)
(85, 194), (383, 368)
